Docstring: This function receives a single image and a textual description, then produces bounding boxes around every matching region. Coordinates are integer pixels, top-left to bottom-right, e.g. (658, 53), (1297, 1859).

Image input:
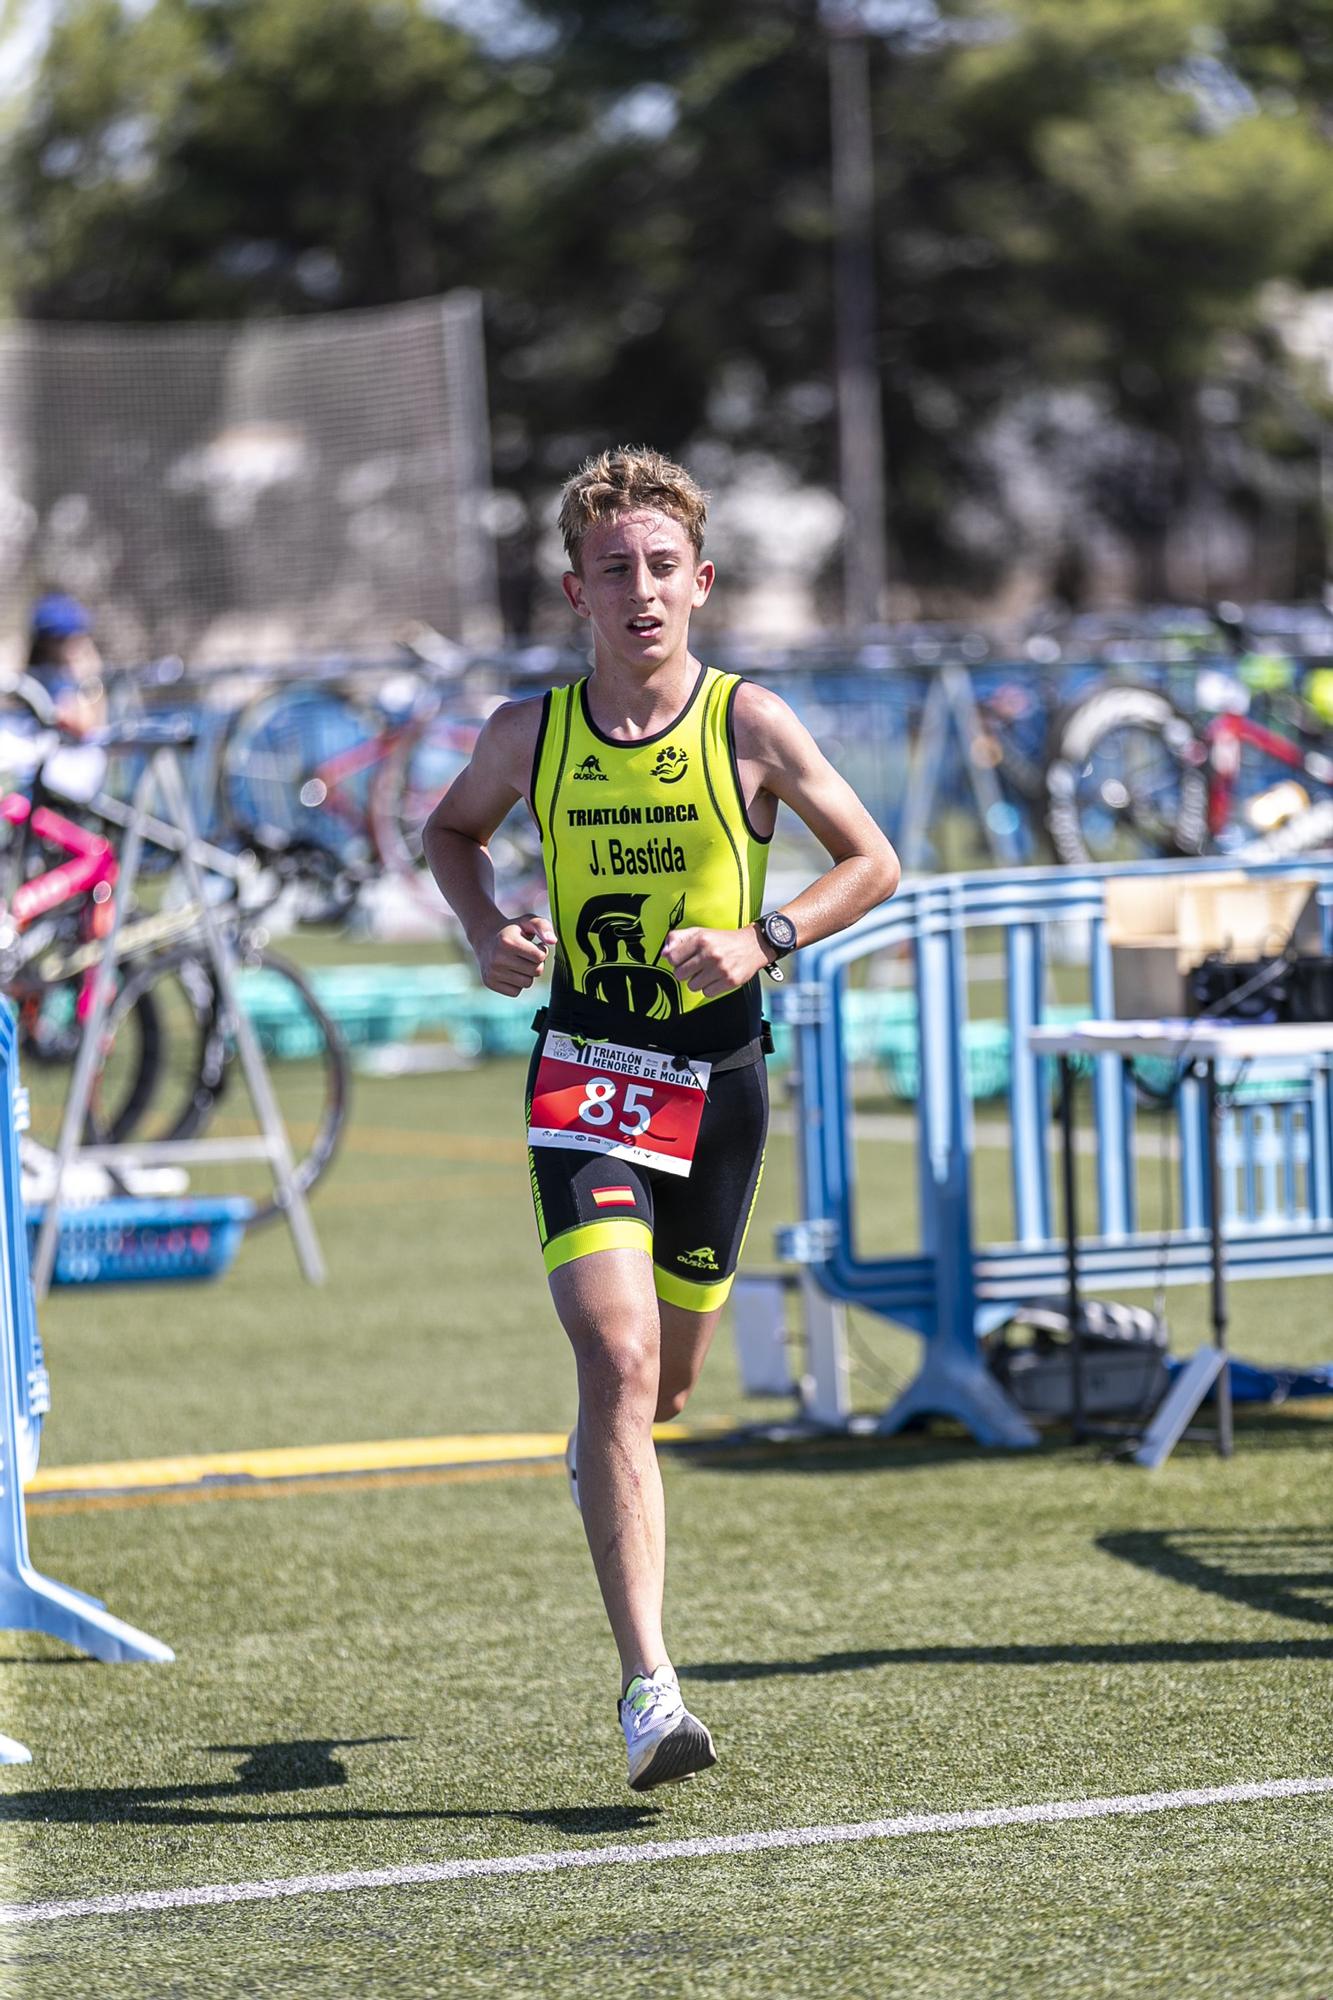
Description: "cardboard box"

(1104, 872), (1321, 1019)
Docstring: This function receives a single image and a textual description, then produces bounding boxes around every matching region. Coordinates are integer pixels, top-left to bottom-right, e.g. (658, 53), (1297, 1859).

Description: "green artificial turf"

(3, 1031), (1332, 1997)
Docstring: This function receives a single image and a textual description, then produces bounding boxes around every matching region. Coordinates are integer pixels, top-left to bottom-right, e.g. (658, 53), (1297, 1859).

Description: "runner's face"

(562, 512), (713, 670)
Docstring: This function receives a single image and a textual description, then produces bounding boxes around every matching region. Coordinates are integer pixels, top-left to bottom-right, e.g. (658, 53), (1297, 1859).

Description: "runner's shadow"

(0, 1737), (661, 1834)
(514, 1805), (661, 1836)
(201, 1736), (407, 1789)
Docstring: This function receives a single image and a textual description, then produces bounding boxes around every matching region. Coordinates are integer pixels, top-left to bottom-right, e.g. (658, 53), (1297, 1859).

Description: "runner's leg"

(655, 1301), (723, 1420)
(549, 1245), (669, 1686)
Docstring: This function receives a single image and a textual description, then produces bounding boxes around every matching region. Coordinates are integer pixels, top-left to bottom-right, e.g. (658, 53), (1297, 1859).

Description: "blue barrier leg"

(877, 1343), (1042, 1447)
(876, 885), (1038, 1447)
(1007, 921), (1051, 1246)
(0, 1013), (173, 1665)
(1090, 914), (1134, 1236)
(0, 1327), (174, 1662)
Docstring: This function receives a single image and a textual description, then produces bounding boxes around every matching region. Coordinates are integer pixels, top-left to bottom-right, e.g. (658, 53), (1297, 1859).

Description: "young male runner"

(423, 447), (899, 1791)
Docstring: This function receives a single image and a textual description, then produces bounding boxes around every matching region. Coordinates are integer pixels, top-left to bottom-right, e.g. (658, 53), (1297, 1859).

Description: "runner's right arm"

(421, 701), (556, 997)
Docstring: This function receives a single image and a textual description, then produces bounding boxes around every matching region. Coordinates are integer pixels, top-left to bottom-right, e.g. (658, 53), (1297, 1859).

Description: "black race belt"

(530, 1005), (771, 1073)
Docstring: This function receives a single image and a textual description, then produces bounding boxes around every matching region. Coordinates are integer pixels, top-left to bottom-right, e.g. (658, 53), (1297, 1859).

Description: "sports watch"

(756, 910), (798, 981)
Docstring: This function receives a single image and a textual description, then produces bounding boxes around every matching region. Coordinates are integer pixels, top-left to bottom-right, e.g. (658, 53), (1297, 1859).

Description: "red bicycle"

(216, 665), (544, 917)
(1045, 607), (1333, 863)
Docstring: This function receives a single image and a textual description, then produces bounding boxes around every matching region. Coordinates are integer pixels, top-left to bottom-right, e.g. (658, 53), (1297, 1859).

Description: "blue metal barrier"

(776, 855), (1333, 1447)
(0, 1006), (173, 1663)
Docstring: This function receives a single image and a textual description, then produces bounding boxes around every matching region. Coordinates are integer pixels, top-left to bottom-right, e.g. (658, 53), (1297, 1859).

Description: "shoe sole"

(628, 1717), (717, 1793)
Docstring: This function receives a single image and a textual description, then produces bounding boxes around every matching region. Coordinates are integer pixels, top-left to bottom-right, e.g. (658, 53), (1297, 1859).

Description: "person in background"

(26, 593), (107, 738)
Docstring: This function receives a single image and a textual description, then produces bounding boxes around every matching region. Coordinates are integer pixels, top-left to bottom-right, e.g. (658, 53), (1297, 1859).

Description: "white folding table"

(1027, 1020), (1333, 1467)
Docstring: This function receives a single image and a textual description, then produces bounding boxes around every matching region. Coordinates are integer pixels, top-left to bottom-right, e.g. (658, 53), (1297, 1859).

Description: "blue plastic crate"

(239, 964), (480, 1058)
(25, 1197), (254, 1286)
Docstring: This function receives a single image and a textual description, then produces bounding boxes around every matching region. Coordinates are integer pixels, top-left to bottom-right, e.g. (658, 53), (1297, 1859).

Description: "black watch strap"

(759, 911), (797, 960)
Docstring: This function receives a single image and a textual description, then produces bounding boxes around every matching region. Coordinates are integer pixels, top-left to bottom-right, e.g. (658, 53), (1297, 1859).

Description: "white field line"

(3, 1776), (1331, 1928)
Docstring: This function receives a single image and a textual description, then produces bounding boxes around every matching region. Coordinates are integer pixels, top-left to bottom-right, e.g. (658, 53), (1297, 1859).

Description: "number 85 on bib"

(527, 1031), (711, 1178)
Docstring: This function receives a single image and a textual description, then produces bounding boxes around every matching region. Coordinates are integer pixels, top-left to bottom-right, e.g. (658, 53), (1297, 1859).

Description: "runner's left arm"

(422, 701), (556, 996)
(663, 682), (899, 998)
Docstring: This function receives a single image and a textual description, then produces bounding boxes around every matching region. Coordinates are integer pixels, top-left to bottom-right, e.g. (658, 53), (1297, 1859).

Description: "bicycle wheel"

(14, 974), (164, 1151)
(197, 947), (350, 1227)
(51, 943), (349, 1225)
(371, 707), (544, 917)
(219, 682), (378, 866)
(369, 709), (475, 901)
(98, 952), (226, 1145)
(1045, 685), (1209, 865)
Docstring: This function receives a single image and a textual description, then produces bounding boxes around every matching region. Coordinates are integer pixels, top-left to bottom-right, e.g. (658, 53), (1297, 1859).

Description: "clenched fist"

(475, 913), (557, 996)
(660, 924), (769, 999)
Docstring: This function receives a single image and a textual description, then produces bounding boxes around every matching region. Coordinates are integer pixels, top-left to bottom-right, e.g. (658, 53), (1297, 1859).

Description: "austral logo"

(678, 1244), (718, 1271)
(572, 754), (607, 781)
(650, 745), (689, 784)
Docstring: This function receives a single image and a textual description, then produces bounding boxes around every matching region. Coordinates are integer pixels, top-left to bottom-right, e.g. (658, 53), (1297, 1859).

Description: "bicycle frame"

(305, 714), (420, 832)
(0, 790), (123, 1029)
(1, 793), (117, 927)
(311, 709), (478, 834)
(1202, 712), (1333, 840)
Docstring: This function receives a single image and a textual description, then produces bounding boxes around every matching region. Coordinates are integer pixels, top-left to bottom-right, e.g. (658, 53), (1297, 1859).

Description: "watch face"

(765, 912), (797, 951)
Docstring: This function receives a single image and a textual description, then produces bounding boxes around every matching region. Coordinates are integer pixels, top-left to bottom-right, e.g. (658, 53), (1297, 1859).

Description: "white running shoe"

(619, 1666), (717, 1792)
(564, 1427), (580, 1514)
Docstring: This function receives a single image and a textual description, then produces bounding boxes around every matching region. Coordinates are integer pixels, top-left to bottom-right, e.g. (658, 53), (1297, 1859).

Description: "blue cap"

(30, 593), (91, 639)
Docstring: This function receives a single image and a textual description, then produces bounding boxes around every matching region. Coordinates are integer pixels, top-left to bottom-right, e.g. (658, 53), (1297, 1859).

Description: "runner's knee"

(569, 1318), (659, 1415)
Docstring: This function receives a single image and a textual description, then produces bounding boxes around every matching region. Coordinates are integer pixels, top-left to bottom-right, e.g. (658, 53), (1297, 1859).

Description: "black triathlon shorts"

(524, 1042), (769, 1311)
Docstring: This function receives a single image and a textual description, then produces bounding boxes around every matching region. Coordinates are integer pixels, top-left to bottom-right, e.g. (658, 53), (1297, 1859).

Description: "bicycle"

(1043, 603), (1333, 864)
(0, 714), (349, 1224)
(216, 652), (546, 921)
(891, 613), (1216, 870)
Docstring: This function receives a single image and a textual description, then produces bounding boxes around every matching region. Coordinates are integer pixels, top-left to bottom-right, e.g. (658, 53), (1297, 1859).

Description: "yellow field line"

(20, 1423), (919, 1517)
(29, 1459), (566, 1515)
(24, 1422), (706, 1499)
(24, 1400), (1329, 1517)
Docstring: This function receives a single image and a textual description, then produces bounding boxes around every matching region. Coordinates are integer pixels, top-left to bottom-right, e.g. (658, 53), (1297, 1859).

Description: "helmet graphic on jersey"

(575, 892), (682, 1020)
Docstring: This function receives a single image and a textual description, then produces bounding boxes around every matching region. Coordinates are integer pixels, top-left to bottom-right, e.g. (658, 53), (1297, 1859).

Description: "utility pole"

(829, 17), (889, 631)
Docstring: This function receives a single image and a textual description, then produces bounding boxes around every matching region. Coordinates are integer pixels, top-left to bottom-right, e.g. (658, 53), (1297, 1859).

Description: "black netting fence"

(0, 291), (498, 665)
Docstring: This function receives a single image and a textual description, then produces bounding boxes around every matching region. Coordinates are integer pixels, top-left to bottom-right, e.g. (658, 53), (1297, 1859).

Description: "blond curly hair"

(558, 445), (708, 571)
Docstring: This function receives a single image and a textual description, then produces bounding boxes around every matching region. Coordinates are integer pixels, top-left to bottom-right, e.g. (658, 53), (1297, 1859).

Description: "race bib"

(527, 1031), (711, 1178)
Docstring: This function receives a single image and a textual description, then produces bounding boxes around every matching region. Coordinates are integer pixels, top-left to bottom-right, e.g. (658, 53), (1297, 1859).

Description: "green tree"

(861, 0), (1333, 589)
(8, 0), (553, 317)
(10, 0), (1333, 608)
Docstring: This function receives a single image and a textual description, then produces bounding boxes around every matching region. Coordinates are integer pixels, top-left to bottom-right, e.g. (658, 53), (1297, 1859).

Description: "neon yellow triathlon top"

(530, 665), (771, 1056)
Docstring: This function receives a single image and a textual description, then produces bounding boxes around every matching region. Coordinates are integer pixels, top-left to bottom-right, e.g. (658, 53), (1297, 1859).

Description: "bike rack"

(30, 725), (326, 1296)
(774, 854), (1333, 1446)
(898, 663), (1026, 870)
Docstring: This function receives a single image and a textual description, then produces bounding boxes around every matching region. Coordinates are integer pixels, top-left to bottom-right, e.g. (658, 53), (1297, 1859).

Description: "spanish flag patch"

(591, 1186), (636, 1208)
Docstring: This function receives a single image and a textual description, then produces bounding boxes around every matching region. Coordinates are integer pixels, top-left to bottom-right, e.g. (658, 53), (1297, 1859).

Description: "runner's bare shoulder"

(471, 693), (547, 805)
(728, 678), (804, 763)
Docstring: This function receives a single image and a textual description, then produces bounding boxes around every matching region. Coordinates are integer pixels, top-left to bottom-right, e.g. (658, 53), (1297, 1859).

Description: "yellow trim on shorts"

(542, 1218), (652, 1276)
(653, 1263), (735, 1313)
